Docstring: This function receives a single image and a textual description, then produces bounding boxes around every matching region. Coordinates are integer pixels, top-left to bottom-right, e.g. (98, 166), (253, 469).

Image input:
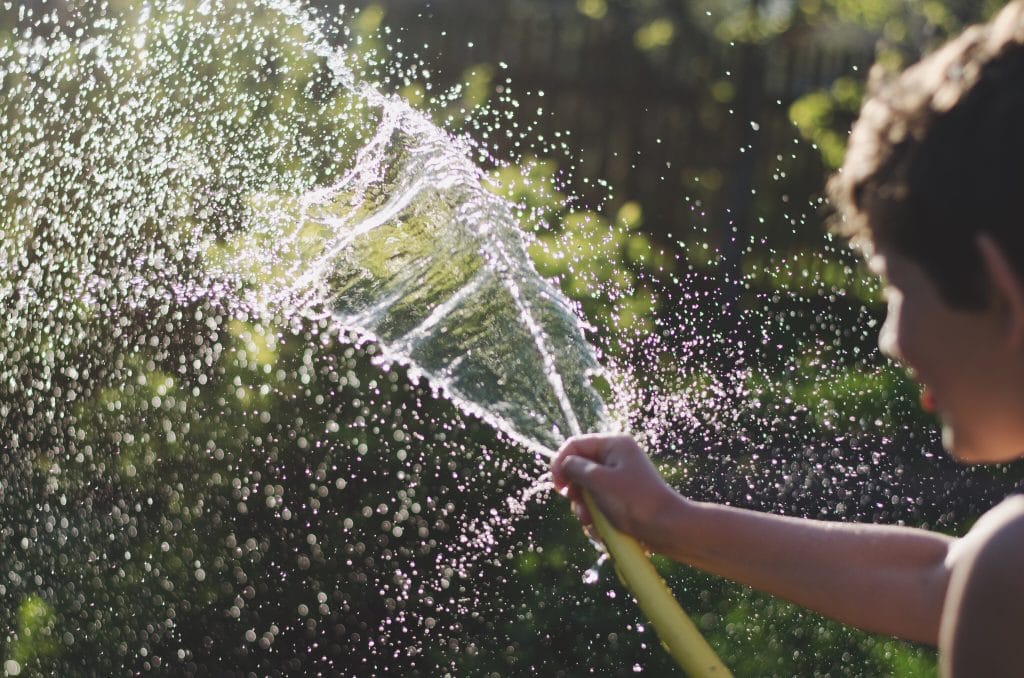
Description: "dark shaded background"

(3, 1), (1022, 676)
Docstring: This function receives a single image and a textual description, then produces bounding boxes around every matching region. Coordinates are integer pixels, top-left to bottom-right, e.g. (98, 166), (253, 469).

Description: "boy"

(552, 2), (1024, 675)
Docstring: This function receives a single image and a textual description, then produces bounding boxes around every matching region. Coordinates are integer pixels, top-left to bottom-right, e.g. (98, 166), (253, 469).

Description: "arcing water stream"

(228, 76), (610, 458)
(0, 1), (621, 674)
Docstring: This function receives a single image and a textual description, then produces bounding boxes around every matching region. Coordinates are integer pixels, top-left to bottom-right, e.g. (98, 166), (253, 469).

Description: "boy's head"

(831, 2), (1024, 464)
(830, 1), (1024, 310)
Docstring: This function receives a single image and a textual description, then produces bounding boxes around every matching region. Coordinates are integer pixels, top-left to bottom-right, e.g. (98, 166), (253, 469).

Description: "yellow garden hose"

(582, 492), (732, 677)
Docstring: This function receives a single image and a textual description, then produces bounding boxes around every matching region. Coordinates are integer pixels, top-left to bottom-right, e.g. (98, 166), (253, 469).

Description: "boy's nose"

(877, 315), (902, 362)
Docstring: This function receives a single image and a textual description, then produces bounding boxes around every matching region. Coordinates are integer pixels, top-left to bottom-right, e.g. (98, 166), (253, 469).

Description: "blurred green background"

(2, 1), (1022, 676)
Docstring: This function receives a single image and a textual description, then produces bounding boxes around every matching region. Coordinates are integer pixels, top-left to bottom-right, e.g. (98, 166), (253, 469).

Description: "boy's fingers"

(565, 484), (583, 506)
(557, 433), (621, 462)
(571, 500), (593, 526)
(551, 433), (623, 489)
(559, 455), (610, 493)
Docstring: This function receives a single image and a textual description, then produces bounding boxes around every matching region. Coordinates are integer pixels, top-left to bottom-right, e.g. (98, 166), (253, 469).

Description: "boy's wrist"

(642, 486), (693, 557)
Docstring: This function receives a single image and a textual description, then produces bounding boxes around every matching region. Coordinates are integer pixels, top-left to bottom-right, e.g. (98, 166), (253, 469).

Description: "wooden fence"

(346, 0), (881, 253)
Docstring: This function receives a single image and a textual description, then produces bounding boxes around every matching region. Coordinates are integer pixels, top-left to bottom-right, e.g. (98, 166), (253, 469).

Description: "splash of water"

(0, 0), (618, 673)
(222, 72), (611, 457)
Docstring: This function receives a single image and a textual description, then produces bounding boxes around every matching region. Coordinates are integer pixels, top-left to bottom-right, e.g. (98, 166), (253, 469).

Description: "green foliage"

(576, 0), (608, 21)
(634, 17), (676, 51)
(789, 77), (865, 170)
(7, 596), (60, 672)
(3, 0), (1016, 675)
(488, 160), (670, 338)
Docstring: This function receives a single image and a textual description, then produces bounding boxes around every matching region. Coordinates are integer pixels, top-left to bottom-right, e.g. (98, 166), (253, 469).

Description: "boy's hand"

(551, 433), (679, 549)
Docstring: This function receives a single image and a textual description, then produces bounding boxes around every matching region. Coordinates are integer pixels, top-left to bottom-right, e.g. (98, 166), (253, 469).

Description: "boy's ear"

(977, 233), (1024, 348)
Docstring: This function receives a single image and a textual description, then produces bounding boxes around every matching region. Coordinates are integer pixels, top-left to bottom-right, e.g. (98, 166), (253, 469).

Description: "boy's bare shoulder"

(940, 495), (1024, 676)
(966, 494), (1024, 545)
(953, 495), (1024, 575)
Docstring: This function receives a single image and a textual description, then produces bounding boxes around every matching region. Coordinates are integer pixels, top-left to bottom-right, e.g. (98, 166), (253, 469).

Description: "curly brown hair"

(829, 1), (1024, 309)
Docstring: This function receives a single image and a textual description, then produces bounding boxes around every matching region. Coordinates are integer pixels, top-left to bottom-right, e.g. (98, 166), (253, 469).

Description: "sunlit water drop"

(581, 553), (608, 586)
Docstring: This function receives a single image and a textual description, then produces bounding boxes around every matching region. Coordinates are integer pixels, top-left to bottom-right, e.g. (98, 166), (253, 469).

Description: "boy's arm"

(654, 493), (951, 645)
(552, 433), (953, 646)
